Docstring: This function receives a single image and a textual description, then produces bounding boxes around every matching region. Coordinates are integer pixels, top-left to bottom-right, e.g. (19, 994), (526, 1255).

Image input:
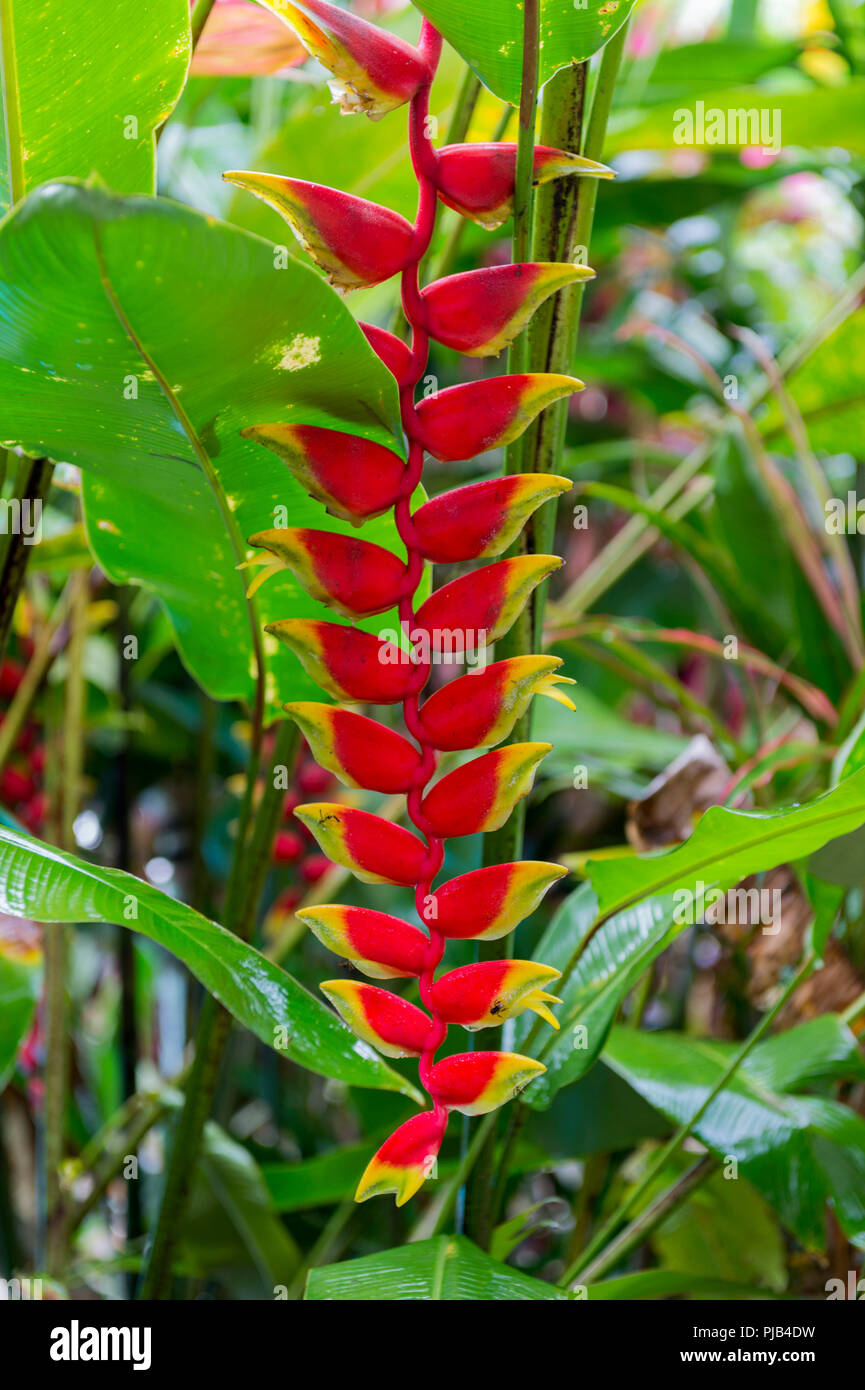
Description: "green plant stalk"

(138, 717), (299, 1299)
(43, 567), (88, 1277)
(464, 0), (540, 1248)
(561, 952), (816, 1287)
(577, 1155), (716, 1286)
(841, 988), (865, 1027)
(0, 456), (52, 668)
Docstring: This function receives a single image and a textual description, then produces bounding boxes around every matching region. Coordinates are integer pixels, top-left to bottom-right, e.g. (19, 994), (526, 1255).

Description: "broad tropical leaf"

(587, 768), (865, 919)
(306, 1234), (567, 1300)
(0, 181), (406, 711)
(604, 1022), (865, 1247)
(0, 0), (190, 211)
(410, 0), (636, 105)
(0, 826), (420, 1100)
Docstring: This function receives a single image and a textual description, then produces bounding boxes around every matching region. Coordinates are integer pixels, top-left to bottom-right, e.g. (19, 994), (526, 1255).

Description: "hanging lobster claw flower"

(429, 961), (562, 1031)
(413, 555), (561, 652)
(418, 656), (576, 751)
(297, 904), (428, 978)
(360, 322), (413, 382)
(260, 0), (432, 119)
(421, 743), (550, 838)
(242, 423), (405, 525)
(414, 374), (583, 462)
(427, 1051), (545, 1114)
(223, 172), (414, 288)
(411, 475), (572, 563)
(422, 263), (594, 357)
(356, 1110), (447, 1205)
(320, 980), (430, 1057)
(267, 619), (428, 704)
(294, 803), (427, 885)
(435, 142), (614, 229)
(429, 861), (567, 940)
(247, 528), (407, 617)
(284, 703), (422, 792)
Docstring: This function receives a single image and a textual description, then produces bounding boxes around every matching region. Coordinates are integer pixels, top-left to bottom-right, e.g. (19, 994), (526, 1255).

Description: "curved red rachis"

(232, 6), (613, 1204)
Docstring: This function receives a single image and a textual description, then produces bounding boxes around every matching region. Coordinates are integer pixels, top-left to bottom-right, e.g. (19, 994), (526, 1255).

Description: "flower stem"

(138, 716), (299, 1299)
(561, 953), (816, 1287)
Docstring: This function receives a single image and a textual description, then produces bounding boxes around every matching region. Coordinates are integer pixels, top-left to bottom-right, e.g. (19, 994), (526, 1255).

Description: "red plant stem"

(392, 19), (449, 1123)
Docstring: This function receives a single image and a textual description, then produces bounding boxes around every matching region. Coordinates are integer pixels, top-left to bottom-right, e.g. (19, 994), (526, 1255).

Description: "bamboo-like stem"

(138, 718), (299, 1299)
(561, 953), (816, 1287)
(576, 1155), (715, 1286)
(0, 456), (52, 668)
(43, 567), (88, 1277)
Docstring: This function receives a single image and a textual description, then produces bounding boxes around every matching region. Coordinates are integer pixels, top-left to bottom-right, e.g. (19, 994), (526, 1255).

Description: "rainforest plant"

(227, 0), (612, 1204)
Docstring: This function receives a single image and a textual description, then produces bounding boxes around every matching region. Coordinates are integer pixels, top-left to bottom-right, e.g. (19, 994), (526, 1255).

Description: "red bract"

(414, 373), (583, 462)
(422, 262), (594, 357)
(230, 9), (608, 1205)
(242, 422), (404, 524)
(223, 173), (414, 288)
(435, 142), (614, 228)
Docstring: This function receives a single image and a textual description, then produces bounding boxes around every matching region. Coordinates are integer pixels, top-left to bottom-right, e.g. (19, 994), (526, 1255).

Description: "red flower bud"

(224, 172), (414, 288)
(267, 619), (429, 704)
(300, 853), (330, 885)
(418, 656), (575, 751)
(411, 474), (571, 563)
(413, 555), (561, 651)
(426, 1051), (545, 1114)
(272, 830), (304, 865)
(428, 861), (567, 941)
(422, 262), (593, 357)
(242, 422), (405, 525)
(421, 743), (550, 838)
(320, 979), (430, 1057)
(284, 702), (422, 793)
(435, 142), (614, 229)
(0, 660), (24, 699)
(0, 766), (33, 803)
(414, 374), (583, 462)
(261, 0), (432, 118)
(359, 322), (412, 381)
(356, 1110), (447, 1205)
(293, 803), (427, 885)
(297, 762), (333, 796)
(296, 903), (429, 978)
(429, 960), (562, 1031)
(247, 527), (407, 617)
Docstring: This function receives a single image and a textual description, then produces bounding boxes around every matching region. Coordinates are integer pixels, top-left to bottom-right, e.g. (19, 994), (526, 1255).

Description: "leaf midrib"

(90, 219), (266, 712)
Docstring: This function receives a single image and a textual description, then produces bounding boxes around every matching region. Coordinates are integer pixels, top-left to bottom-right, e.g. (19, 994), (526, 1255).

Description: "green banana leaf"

(0, 825), (421, 1101)
(604, 1021), (865, 1248)
(306, 1234), (567, 1300)
(0, 0), (190, 211)
(0, 179), (405, 713)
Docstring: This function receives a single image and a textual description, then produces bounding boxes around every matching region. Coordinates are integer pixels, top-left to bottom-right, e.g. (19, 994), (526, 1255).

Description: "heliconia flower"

(355, 1110), (447, 1205)
(242, 423), (405, 525)
(413, 555), (561, 651)
(296, 903), (428, 978)
(267, 619), (428, 704)
(435, 143), (615, 230)
(359, 321), (412, 381)
(429, 960), (562, 1031)
(260, 0), (432, 119)
(426, 1051), (545, 1114)
(320, 979), (430, 1057)
(283, 702), (422, 792)
(418, 656), (576, 751)
(422, 262), (594, 357)
(224, 172), (414, 288)
(420, 743), (550, 838)
(410, 474), (572, 563)
(246, 527), (406, 617)
(429, 861), (567, 940)
(414, 374), (583, 462)
(294, 803), (427, 885)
